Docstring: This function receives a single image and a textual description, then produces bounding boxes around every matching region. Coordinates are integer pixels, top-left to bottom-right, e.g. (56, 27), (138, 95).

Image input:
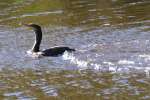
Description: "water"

(0, 0), (150, 99)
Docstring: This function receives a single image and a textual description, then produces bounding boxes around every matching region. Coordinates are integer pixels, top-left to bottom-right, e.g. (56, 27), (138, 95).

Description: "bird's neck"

(32, 29), (42, 52)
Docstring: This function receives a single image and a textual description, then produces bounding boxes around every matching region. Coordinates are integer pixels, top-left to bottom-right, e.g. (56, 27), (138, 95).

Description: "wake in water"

(63, 51), (118, 72)
(62, 48), (150, 76)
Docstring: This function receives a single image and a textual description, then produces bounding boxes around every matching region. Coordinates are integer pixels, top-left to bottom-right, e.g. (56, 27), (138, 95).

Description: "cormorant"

(23, 23), (75, 57)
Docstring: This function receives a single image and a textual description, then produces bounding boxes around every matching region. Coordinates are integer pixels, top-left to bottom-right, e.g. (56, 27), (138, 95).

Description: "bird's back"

(42, 46), (75, 57)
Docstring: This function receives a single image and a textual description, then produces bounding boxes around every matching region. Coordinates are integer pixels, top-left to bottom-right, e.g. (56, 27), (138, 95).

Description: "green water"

(0, 0), (149, 27)
(0, 69), (150, 100)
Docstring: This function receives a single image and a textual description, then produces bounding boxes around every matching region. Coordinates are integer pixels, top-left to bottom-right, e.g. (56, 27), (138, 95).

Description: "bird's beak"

(22, 23), (29, 26)
(19, 22), (33, 27)
(20, 23), (34, 31)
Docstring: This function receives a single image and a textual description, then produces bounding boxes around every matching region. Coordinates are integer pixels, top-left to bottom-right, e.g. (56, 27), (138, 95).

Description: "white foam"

(118, 60), (135, 65)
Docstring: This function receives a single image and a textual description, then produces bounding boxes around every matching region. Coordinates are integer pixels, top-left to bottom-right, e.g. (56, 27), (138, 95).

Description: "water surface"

(0, 0), (150, 99)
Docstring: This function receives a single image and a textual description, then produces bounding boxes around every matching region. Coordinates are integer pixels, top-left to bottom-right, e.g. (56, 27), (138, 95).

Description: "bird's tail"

(66, 47), (75, 52)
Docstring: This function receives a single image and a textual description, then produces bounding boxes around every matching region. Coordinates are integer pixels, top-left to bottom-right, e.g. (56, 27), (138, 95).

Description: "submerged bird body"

(24, 23), (75, 57)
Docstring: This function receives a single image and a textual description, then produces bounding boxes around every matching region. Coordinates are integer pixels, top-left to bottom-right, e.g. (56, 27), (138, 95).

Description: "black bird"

(23, 23), (75, 57)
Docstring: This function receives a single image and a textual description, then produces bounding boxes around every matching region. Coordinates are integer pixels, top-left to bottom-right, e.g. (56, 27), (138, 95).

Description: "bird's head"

(22, 23), (41, 31)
